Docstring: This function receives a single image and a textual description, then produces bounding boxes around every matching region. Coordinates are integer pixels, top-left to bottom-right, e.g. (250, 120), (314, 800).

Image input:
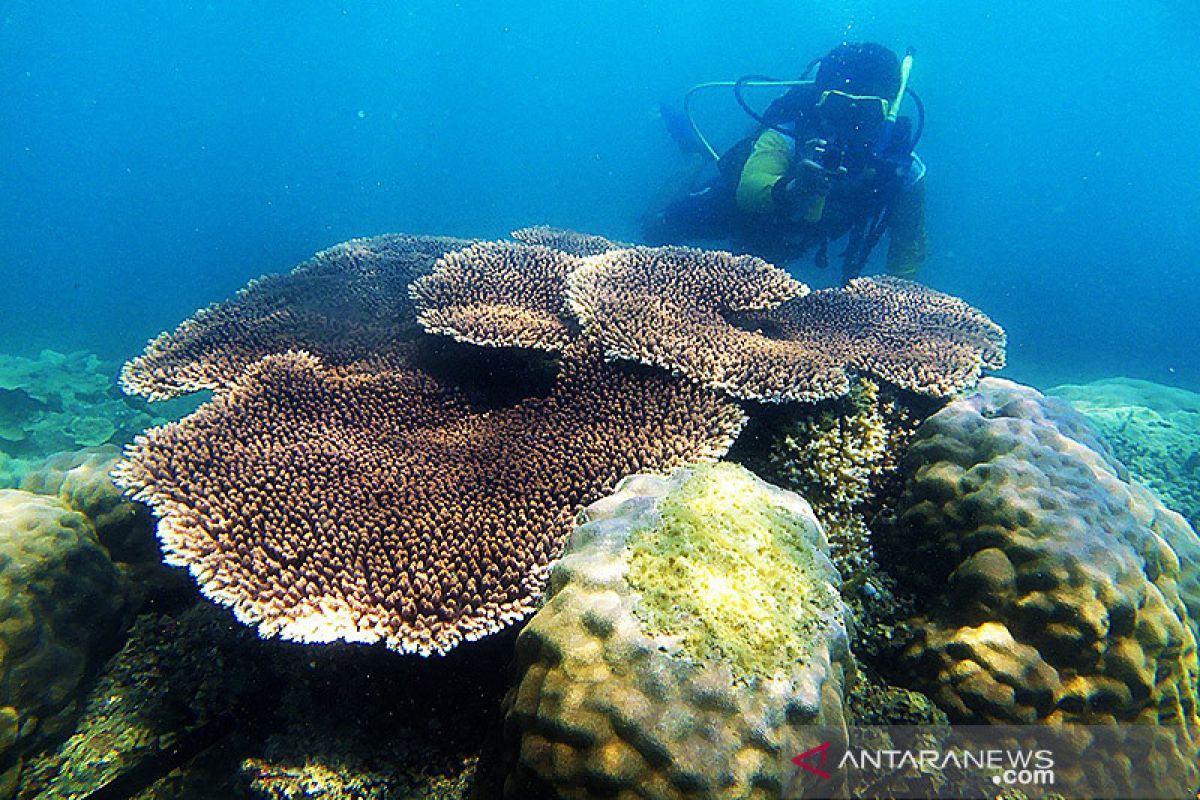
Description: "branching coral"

(748, 379), (924, 580)
(568, 245), (1004, 403)
(509, 226), (624, 257)
(116, 228), (1007, 658)
(410, 241), (581, 351)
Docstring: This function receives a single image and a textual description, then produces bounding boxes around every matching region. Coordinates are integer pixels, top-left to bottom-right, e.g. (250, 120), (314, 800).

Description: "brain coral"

(0, 490), (130, 793)
(115, 346), (745, 655)
(503, 463), (851, 800)
(878, 379), (1200, 745)
(1052, 377), (1200, 529)
(121, 234), (471, 400)
(567, 246), (1004, 403)
(410, 241), (582, 351)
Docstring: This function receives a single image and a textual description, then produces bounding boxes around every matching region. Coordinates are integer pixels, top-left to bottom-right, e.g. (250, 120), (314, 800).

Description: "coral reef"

(120, 234), (471, 400)
(117, 230), (1005, 657)
(746, 377), (926, 580)
(567, 246), (1004, 403)
(0, 490), (132, 795)
(509, 226), (624, 256)
(411, 241), (581, 351)
(18, 604), (262, 800)
(877, 379), (1200, 739)
(0, 350), (189, 483)
(116, 345), (745, 655)
(17, 445), (156, 563)
(1051, 376), (1200, 528)
(502, 463), (851, 799)
(20, 600), (499, 800)
(244, 730), (474, 800)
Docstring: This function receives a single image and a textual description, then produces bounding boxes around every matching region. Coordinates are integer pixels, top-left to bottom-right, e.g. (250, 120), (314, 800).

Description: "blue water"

(2, 1), (1197, 390)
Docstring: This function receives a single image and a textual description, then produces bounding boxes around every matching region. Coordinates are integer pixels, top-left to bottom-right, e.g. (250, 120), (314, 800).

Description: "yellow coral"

(625, 463), (841, 682)
(759, 378), (917, 577)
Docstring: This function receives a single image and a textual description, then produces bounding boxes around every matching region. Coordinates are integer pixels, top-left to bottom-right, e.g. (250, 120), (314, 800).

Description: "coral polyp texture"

(0, 490), (130, 793)
(410, 241), (581, 351)
(116, 228), (1009, 658)
(754, 377), (922, 578)
(120, 234), (471, 400)
(568, 246), (1004, 403)
(115, 345), (745, 655)
(503, 463), (851, 800)
(744, 276), (1006, 398)
(880, 379), (1200, 742)
(509, 225), (624, 257)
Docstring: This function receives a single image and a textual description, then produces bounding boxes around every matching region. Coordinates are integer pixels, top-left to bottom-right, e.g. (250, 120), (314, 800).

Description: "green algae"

(624, 462), (842, 682)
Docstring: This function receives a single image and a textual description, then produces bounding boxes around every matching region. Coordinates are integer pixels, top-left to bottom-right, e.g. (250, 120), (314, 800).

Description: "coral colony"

(116, 229), (1002, 654)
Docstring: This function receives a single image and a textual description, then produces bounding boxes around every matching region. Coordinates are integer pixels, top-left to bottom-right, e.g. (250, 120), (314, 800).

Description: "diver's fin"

(658, 103), (704, 156)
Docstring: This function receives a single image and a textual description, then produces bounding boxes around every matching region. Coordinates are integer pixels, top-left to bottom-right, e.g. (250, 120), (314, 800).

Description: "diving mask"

(815, 90), (889, 132)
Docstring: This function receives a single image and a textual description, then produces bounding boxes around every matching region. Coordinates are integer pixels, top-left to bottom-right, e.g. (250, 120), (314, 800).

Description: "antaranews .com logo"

(787, 725), (1196, 799)
(793, 739), (1055, 787)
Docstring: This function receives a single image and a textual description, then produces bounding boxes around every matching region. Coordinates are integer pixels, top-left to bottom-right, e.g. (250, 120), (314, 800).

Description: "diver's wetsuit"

(645, 99), (928, 279)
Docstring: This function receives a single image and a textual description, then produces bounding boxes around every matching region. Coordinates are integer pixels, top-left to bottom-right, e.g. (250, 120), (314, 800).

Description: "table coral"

(116, 346), (745, 655)
(117, 230), (1007, 659)
(121, 234), (471, 400)
(503, 463), (851, 799)
(509, 226), (624, 257)
(567, 245), (1004, 403)
(411, 241), (582, 351)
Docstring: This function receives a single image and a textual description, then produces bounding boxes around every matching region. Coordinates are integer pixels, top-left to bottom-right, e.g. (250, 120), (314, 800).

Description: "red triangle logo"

(792, 740), (833, 780)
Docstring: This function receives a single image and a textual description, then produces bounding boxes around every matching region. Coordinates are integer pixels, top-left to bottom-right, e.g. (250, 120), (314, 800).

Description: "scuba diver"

(643, 42), (927, 283)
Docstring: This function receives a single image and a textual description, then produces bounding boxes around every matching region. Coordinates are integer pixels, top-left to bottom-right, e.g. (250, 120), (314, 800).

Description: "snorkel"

(875, 47), (915, 157)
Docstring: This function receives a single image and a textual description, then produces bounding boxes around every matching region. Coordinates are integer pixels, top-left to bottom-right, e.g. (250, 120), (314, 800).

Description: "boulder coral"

(503, 463), (851, 799)
(879, 379), (1200, 742)
(17, 446), (154, 563)
(0, 490), (130, 795)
